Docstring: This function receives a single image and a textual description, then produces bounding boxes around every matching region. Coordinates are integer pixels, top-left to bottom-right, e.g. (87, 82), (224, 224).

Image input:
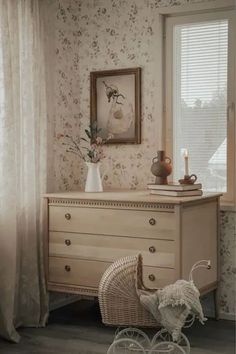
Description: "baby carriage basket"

(98, 254), (211, 354)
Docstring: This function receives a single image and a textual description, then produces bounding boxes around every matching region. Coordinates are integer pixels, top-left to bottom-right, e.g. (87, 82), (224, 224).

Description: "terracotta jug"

(151, 150), (172, 185)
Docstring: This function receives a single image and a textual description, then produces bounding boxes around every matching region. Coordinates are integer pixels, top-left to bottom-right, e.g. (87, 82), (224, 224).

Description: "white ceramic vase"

(85, 162), (103, 192)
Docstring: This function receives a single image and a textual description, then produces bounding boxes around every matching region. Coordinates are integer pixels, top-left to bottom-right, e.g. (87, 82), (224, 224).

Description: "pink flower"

(57, 133), (64, 139)
(107, 133), (114, 140)
(96, 136), (103, 144)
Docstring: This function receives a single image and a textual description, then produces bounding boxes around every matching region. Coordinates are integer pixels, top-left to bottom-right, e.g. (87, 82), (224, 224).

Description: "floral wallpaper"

(53, 0), (164, 192)
(45, 0), (236, 318)
(219, 211), (236, 318)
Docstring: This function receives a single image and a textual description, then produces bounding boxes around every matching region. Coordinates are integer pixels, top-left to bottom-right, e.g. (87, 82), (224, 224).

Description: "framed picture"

(90, 67), (141, 144)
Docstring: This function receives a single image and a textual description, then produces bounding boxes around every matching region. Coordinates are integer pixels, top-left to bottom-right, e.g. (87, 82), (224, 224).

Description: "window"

(164, 9), (235, 203)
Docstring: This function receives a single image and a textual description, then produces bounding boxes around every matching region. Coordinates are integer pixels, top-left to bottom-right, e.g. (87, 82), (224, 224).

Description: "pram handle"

(189, 260), (211, 282)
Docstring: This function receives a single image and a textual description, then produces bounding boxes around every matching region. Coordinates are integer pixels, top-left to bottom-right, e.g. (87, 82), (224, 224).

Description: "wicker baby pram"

(99, 254), (157, 327)
(99, 254), (211, 354)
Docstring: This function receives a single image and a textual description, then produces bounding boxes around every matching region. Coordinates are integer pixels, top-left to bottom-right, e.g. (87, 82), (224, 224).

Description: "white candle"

(183, 149), (189, 176)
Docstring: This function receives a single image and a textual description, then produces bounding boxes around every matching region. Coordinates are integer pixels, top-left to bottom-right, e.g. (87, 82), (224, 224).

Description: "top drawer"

(49, 206), (176, 240)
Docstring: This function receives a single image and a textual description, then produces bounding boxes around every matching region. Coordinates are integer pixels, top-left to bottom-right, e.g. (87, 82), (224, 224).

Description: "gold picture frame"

(90, 67), (141, 144)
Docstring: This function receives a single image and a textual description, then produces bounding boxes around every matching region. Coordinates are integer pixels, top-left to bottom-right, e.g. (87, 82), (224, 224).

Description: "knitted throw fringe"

(140, 279), (207, 341)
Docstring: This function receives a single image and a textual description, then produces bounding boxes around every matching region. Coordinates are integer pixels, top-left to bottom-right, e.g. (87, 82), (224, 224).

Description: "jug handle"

(152, 156), (158, 163)
(101, 166), (109, 181)
(165, 156), (171, 164)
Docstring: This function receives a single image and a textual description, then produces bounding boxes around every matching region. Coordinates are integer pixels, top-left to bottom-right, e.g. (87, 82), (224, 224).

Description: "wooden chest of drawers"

(43, 190), (220, 296)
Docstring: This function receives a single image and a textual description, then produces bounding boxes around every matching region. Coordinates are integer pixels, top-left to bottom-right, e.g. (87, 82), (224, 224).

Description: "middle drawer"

(49, 232), (175, 269)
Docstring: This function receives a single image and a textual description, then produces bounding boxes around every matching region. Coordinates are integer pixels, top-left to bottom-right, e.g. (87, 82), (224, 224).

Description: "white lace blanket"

(140, 280), (207, 341)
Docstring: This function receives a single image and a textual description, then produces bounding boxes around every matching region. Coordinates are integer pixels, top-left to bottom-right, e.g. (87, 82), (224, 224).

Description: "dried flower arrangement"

(58, 123), (111, 163)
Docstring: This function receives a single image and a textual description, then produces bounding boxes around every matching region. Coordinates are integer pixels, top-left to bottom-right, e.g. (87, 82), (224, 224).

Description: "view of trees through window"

(173, 20), (228, 192)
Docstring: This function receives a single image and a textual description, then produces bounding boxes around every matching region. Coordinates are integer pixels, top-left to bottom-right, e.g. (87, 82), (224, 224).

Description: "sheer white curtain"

(0, 0), (48, 342)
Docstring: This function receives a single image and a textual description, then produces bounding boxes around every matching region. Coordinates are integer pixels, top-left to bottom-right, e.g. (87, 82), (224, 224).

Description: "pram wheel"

(150, 341), (186, 354)
(115, 327), (151, 347)
(151, 329), (190, 354)
(107, 337), (146, 354)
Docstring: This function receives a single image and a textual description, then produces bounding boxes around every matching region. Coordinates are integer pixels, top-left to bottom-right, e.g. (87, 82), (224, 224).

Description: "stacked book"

(147, 182), (202, 197)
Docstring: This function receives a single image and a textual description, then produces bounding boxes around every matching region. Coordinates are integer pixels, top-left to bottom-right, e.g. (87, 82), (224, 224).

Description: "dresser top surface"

(44, 190), (221, 205)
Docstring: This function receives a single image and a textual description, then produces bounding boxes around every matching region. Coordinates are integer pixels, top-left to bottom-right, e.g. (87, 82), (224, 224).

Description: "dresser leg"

(213, 288), (220, 320)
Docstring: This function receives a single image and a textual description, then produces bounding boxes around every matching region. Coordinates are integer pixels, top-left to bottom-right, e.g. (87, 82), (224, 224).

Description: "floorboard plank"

(0, 300), (234, 353)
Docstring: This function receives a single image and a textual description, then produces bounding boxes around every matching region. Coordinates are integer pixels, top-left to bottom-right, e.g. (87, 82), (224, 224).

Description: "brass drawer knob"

(149, 246), (156, 253)
(148, 274), (155, 281)
(65, 239), (71, 246)
(65, 213), (71, 220)
(65, 265), (71, 272)
(149, 218), (156, 226)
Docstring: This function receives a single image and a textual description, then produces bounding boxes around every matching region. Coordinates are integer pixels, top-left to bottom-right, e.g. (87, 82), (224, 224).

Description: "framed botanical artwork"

(90, 67), (141, 144)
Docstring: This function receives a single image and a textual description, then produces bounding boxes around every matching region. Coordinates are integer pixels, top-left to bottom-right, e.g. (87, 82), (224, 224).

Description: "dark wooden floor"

(0, 300), (235, 353)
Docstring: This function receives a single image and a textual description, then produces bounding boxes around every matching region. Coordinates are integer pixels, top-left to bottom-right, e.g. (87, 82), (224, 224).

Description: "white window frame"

(160, 2), (236, 206)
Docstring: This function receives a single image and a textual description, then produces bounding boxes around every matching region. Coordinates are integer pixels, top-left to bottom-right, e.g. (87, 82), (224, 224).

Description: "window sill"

(220, 203), (236, 212)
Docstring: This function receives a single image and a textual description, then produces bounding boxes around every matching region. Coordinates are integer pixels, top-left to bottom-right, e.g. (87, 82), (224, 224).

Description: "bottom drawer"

(49, 257), (110, 288)
(142, 267), (176, 289)
(49, 257), (176, 291)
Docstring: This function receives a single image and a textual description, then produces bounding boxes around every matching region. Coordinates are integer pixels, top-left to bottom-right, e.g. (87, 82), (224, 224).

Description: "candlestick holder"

(179, 174), (197, 185)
